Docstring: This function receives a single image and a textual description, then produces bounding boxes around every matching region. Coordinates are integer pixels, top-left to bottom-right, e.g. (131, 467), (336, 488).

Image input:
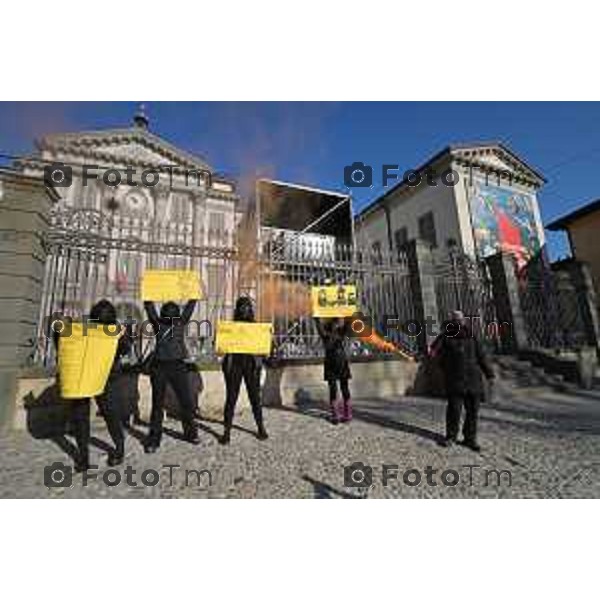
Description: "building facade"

(547, 198), (600, 312)
(20, 109), (241, 362)
(355, 143), (546, 267)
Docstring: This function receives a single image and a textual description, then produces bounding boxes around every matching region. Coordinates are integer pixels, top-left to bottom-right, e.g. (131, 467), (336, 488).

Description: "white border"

(1, 2), (599, 100)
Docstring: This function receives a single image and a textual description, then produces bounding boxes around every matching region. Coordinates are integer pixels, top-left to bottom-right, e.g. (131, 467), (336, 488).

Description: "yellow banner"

(216, 321), (273, 355)
(141, 269), (203, 302)
(311, 284), (357, 318)
(58, 323), (120, 399)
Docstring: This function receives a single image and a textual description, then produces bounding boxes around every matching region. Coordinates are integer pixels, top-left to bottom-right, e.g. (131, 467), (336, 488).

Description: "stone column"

(561, 260), (600, 351)
(405, 239), (439, 351)
(485, 252), (528, 352)
(152, 186), (170, 268)
(192, 192), (206, 248)
(0, 170), (57, 428)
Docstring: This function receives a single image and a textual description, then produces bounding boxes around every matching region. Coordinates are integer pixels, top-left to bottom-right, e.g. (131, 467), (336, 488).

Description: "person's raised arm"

(181, 299), (197, 324)
(314, 317), (325, 340)
(144, 301), (160, 332)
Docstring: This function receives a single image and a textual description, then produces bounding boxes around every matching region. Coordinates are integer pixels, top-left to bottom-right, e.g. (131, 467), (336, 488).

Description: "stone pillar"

(485, 252), (528, 352)
(561, 260), (600, 351)
(0, 170), (57, 428)
(192, 192), (206, 247)
(406, 239), (439, 351)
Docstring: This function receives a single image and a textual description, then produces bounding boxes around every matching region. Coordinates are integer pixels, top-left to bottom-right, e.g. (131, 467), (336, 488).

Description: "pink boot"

(342, 398), (353, 423)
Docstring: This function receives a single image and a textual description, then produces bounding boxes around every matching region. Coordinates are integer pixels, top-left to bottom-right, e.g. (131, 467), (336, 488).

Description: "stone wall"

(13, 359), (419, 432)
(0, 170), (57, 428)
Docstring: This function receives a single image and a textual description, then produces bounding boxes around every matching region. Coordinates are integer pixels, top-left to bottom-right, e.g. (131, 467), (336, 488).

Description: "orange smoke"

(257, 275), (311, 320)
(362, 330), (415, 361)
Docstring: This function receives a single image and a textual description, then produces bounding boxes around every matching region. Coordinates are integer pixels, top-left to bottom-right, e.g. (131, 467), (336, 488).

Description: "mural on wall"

(470, 184), (541, 267)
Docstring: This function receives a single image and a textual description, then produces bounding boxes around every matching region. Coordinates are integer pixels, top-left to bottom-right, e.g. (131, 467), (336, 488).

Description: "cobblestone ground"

(1, 378), (599, 498)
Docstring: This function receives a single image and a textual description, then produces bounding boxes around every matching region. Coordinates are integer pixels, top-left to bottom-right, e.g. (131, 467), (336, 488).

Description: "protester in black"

(315, 317), (353, 424)
(220, 296), (268, 445)
(438, 312), (495, 451)
(55, 299), (130, 470)
(143, 299), (199, 452)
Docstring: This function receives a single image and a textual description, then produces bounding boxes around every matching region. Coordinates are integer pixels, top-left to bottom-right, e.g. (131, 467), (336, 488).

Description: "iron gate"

(432, 249), (499, 349)
(33, 207), (419, 370)
(516, 255), (589, 351)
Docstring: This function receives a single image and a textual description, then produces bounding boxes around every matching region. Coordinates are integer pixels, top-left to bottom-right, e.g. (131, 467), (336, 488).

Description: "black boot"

(184, 424), (200, 445)
(219, 428), (231, 445)
(257, 424), (269, 441)
(144, 437), (160, 454)
(74, 458), (90, 473)
(107, 451), (124, 466)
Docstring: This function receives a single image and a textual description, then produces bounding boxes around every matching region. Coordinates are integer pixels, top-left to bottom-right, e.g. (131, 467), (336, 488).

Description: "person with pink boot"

(314, 317), (353, 424)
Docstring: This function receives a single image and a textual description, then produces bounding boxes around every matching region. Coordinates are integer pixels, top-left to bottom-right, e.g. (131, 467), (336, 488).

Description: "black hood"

(160, 302), (181, 319)
(89, 299), (117, 325)
(234, 296), (255, 322)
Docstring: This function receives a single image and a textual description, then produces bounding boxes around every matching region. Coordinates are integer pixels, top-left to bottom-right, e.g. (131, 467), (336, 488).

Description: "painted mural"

(470, 184), (541, 267)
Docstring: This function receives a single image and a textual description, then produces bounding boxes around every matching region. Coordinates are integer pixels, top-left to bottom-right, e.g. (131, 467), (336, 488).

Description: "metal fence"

(33, 207), (420, 370)
(516, 255), (589, 351)
(260, 236), (419, 359)
(432, 249), (499, 349)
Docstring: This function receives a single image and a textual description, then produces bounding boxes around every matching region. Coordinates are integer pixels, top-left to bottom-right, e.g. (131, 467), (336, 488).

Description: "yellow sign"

(311, 284), (357, 318)
(141, 269), (203, 302)
(58, 323), (120, 399)
(216, 321), (273, 355)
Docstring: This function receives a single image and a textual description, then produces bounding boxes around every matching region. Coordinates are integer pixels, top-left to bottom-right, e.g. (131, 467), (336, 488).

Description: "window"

(372, 241), (382, 263)
(207, 264), (226, 298)
(418, 211), (437, 248)
(208, 211), (226, 235)
(394, 227), (408, 252)
(171, 195), (190, 222)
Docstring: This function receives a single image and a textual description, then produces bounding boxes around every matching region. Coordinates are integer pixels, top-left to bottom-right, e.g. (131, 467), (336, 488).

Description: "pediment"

(37, 128), (213, 172)
(451, 144), (544, 185)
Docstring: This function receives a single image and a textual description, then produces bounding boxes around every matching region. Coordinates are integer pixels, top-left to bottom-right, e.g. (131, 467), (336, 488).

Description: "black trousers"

(446, 391), (481, 443)
(149, 360), (196, 444)
(223, 356), (264, 431)
(328, 379), (350, 403)
(70, 390), (125, 465)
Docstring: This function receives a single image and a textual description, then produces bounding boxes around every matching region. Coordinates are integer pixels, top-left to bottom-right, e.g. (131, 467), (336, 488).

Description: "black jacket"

(438, 322), (494, 396)
(144, 300), (196, 362)
(315, 318), (352, 381)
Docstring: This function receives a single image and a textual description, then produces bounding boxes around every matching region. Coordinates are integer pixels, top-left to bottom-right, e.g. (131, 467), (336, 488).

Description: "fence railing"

(516, 256), (589, 351)
(33, 208), (420, 370)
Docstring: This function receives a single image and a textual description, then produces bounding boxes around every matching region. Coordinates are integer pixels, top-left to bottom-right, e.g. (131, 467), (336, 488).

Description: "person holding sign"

(219, 296), (269, 445)
(314, 317), (353, 424)
(143, 299), (199, 452)
(55, 299), (131, 470)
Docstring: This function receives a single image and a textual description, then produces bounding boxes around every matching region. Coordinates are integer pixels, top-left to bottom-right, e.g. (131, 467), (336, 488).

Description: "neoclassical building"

(355, 142), (546, 267)
(21, 108), (241, 361)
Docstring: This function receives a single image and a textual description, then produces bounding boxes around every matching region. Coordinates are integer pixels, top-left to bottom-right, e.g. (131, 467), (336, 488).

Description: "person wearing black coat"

(315, 317), (353, 424)
(54, 299), (130, 470)
(143, 299), (199, 452)
(438, 312), (495, 451)
(220, 296), (268, 445)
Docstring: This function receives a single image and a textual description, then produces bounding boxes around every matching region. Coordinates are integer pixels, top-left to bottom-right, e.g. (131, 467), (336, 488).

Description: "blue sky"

(1, 101), (599, 259)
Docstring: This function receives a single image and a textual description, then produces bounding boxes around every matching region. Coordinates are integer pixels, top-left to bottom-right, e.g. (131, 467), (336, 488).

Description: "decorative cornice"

(36, 127), (213, 173)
